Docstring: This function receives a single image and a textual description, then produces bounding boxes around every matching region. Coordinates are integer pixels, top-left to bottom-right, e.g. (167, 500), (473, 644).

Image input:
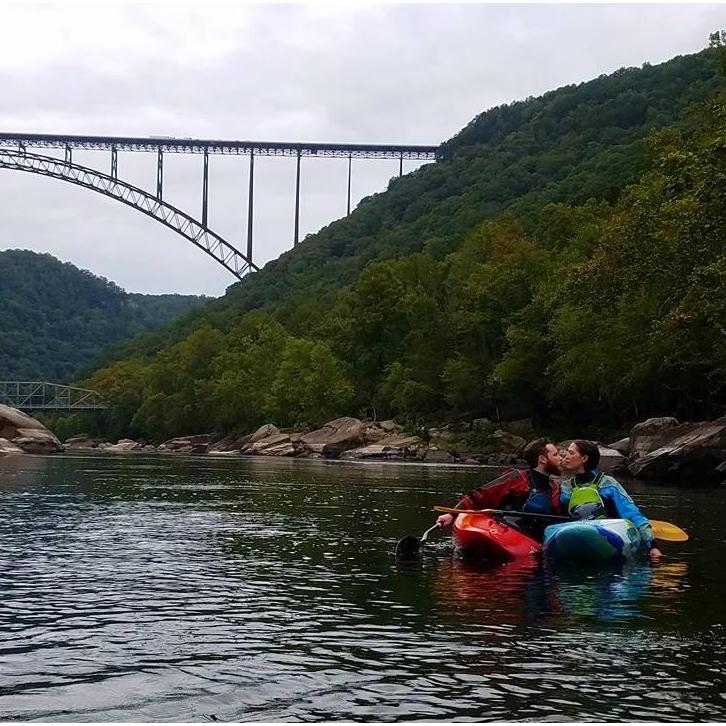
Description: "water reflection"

(434, 556), (689, 624)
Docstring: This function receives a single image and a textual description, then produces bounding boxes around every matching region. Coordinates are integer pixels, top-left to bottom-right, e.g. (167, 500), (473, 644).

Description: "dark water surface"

(1, 453), (724, 722)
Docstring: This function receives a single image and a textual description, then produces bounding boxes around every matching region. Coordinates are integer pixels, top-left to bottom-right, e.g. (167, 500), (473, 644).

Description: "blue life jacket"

(522, 471), (554, 515)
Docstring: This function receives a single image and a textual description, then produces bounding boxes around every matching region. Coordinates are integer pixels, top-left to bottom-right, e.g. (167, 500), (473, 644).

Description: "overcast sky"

(0, 2), (723, 296)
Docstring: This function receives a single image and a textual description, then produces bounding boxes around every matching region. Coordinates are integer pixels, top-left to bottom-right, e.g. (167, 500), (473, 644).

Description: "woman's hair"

(572, 439), (600, 471)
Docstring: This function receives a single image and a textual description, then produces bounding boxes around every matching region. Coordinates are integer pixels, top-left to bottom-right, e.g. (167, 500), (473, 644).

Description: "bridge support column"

(157, 149), (164, 200)
(347, 154), (352, 216)
(294, 149), (301, 246)
(399, 155), (403, 177)
(202, 148), (209, 227)
(111, 145), (118, 179)
(65, 144), (72, 164)
(247, 149), (255, 264)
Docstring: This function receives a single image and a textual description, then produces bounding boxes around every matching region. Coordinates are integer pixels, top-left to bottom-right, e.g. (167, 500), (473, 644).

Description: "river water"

(0, 453), (724, 722)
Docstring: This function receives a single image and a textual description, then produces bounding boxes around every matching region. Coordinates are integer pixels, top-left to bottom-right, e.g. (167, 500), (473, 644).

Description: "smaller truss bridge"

(0, 382), (108, 411)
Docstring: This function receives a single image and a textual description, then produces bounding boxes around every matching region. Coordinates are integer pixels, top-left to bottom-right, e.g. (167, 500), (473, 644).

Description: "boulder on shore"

(301, 417), (366, 457)
(0, 404), (62, 454)
(629, 417), (680, 463)
(597, 446), (627, 474)
(0, 437), (24, 455)
(423, 447), (456, 464)
(104, 439), (143, 453)
(339, 434), (422, 460)
(260, 440), (297, 457)
(378, 420), (400, 433)
(608, 437), (631, 456)
(628, 416), (726, 483)
(208, 432), (250, 453)
(159, 434), (210, 454)
(64, 435), (103, 450)
(472, 417), (494, 431)
(363, 425), (388, 443)
(504, 418), (536, 440)
(244, 432), (294, 455)
(483, 452), (523, 467)
(249, 424), (280, 444)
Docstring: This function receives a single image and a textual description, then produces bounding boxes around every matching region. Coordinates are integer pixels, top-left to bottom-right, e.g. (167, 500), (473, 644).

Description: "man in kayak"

(561, 439), (663, 560)
(435, 437), (564, 539)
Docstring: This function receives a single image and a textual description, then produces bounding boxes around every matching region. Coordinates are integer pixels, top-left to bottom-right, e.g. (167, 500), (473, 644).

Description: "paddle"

(395, 523), (441, 559)
(433, 505), (570, 521)
(433, 506), (689, 542)
(649, 520), (689, 542)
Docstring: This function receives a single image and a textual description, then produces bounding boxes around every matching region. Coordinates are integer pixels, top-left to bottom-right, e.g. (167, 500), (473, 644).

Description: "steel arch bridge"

(0, 132), (441, 281)
(0, 381), (107, 411)
(0, 149), (257, 279)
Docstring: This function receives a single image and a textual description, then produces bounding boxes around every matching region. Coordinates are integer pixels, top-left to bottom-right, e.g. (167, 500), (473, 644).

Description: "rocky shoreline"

(63, 417), (525, 467)
(2, 404), (725, 484)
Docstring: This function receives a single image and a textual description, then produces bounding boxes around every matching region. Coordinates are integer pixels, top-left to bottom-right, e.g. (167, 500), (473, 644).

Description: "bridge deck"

(0, 132), (440, 160)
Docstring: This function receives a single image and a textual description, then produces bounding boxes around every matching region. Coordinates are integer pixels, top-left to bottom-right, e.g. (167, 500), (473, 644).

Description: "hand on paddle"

(649, 546), (663, 561)
(436, 513), (455, 528)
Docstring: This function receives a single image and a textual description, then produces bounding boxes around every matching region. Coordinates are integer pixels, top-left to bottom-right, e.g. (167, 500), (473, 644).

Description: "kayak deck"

(543, 518), (643, 563)
(453, 512), (541, 563)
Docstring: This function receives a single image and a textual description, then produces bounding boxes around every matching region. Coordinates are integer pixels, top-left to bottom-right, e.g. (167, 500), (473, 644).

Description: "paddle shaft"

(420, 523), (441, 542)
(433, 505), (570, 521)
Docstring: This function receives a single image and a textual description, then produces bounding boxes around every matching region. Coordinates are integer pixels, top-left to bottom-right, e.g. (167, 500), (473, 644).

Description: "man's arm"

(436, 469), (529, 527)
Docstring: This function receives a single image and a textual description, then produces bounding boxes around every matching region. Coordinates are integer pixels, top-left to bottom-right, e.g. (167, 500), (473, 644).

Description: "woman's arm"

(600, 480), (661, 559)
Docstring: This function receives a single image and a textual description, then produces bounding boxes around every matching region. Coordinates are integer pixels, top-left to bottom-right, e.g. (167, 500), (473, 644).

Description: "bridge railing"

(0, 381), (108, 411)
(0, 132), (440, 159)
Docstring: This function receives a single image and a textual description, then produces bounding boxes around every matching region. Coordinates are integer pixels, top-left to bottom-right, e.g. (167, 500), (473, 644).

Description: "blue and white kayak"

(542, 518), (643, 564)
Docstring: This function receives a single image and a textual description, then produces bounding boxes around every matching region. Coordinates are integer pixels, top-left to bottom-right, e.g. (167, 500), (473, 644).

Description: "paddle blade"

(651, 520), (689, 542)
(395, 535), (421, 559)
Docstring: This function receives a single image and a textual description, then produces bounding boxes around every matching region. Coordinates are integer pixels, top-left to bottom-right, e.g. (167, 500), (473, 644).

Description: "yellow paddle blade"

(650, 519), (689, 542)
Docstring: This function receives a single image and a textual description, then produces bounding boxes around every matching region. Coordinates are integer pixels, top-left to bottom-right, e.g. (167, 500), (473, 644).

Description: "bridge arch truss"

(0, 149), (257, 280)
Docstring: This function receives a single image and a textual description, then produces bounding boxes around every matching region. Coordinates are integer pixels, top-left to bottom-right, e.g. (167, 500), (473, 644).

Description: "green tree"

(378, 361), (437, 422)
(269, 338), (353, 427)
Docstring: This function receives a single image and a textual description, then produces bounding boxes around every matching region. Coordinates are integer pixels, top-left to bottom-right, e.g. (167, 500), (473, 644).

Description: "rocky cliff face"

(627, 416), (726, 484)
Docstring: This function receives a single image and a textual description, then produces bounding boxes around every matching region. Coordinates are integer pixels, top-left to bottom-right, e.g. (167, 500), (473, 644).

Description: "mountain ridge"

(0, 249), (210, 381)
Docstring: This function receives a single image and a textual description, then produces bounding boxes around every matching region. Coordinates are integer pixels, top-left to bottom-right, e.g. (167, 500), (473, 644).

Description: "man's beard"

(544, 460), (562, 476)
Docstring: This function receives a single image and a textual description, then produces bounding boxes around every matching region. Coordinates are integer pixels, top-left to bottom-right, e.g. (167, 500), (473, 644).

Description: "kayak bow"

(453, 512), (541, 563)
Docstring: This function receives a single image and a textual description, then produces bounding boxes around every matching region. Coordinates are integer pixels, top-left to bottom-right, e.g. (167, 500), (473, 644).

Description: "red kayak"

(453, 512), (541, 563)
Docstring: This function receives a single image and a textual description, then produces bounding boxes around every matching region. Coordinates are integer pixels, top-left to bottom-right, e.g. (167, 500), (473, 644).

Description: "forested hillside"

(0, 250), (209, 381)
(82, 44), (726, 441)
(110, 46), (720, 360)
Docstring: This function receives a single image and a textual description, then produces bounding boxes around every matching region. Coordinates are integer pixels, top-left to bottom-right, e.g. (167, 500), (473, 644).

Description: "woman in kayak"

(435, 437), (564, 540)
(561, 440), (663, 560)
